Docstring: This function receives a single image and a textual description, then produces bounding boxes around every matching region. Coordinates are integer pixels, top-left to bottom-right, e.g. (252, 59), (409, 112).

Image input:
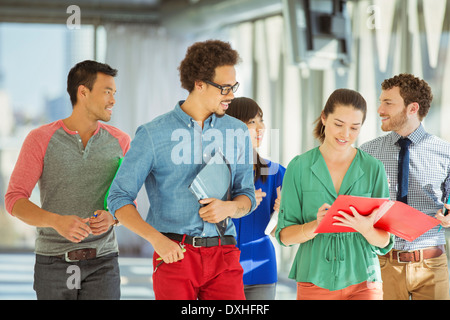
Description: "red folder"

(314, 195), (441, 242)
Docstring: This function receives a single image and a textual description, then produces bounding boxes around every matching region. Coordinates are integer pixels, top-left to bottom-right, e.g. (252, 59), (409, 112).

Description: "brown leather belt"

(383, 245), (445, 263)
(56, 248), (97, 262)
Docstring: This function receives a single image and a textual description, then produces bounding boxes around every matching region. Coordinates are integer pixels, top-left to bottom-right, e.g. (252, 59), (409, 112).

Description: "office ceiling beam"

(0, 0), (284, 29)
(0, 0), (160, 25)
(161, 0), (283, 35)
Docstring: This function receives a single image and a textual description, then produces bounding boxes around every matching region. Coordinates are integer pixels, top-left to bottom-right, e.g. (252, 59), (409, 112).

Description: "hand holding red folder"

(332, 205), (380, 236)
(314, 195), (440, 242)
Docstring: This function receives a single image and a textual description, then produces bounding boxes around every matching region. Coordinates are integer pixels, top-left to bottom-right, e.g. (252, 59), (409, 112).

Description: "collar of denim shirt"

(174, 100), (217, 129)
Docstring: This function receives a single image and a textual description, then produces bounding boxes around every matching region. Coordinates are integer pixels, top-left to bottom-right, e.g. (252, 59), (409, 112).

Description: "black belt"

(163, 233), (236, 247)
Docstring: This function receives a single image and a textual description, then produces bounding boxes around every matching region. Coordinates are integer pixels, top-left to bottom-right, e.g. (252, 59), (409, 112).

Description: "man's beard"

(381, 108), (408, 132)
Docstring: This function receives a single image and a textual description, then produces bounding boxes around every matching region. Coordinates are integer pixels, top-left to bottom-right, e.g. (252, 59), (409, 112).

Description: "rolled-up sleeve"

(232, 163), (256, 214)
(107, 125), (155, 217)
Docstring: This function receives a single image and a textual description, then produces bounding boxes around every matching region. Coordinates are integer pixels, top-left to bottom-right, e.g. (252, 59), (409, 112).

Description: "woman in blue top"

(226, 97), (286, 300)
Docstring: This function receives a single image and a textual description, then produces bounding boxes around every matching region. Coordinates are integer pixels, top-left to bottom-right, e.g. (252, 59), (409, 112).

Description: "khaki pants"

(379, 251), (450, 300)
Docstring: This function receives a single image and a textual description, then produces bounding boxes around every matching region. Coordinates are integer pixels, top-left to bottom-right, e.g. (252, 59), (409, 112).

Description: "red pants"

(152, 241), (245, 300)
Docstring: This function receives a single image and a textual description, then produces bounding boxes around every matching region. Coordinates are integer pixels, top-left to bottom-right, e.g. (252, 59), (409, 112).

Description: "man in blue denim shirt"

(107, 40), (256, 300)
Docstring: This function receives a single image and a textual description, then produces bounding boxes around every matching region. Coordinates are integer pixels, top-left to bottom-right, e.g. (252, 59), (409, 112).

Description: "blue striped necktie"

(397, 137), (412, 204)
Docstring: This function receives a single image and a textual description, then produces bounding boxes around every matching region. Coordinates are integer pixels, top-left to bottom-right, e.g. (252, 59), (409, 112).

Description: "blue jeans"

(33, 252), (120, 300)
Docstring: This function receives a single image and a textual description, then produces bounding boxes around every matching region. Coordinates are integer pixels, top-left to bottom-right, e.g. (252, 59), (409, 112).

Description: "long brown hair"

(226, 97), (268, 183)
(313, 88), (367, 143)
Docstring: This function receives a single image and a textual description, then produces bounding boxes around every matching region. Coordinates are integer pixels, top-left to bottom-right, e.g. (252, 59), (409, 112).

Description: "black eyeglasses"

(204, 80), (239, 95)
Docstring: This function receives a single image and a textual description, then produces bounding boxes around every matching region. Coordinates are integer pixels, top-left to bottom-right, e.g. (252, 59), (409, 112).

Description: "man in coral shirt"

(5, 60), (130, 300)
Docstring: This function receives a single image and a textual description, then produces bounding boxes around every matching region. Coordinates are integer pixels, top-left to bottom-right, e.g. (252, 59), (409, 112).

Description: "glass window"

(0, 23), (102, 249)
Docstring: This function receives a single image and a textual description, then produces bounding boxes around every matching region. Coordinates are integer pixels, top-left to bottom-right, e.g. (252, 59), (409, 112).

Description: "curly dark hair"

(178, 40), (241, 92)
(381, 74), (433, 120)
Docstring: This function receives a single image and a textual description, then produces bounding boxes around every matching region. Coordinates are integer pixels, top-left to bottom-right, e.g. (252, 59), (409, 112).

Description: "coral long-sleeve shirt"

(5, 120), (130, 256)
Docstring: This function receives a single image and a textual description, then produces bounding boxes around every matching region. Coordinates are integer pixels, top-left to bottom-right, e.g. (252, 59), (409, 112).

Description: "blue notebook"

(189, 150), (232, 236)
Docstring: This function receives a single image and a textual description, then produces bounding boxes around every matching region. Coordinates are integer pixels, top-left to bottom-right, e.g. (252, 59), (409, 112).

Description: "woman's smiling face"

(321, 104), (364, 150)
(246, 114), (265, 148)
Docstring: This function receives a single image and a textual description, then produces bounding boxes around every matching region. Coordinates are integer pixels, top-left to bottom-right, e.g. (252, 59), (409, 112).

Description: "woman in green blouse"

(276, 89), (394, 300)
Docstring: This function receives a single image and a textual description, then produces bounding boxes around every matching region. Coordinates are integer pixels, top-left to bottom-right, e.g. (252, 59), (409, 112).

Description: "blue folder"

(189, 150), (232, 236)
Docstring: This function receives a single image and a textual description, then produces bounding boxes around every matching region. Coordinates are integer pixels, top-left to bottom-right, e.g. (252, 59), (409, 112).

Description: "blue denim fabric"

(107, 101), (256, 237)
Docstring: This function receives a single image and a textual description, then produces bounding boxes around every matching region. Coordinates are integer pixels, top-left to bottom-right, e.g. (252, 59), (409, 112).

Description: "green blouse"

(276, 147), (394, 291)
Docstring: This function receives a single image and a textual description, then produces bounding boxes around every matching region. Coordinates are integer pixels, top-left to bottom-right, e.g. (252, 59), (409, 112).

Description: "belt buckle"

(64, 252), (79, 263)
(396, 250), (415, 263)
(192, 236), (202, 248)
